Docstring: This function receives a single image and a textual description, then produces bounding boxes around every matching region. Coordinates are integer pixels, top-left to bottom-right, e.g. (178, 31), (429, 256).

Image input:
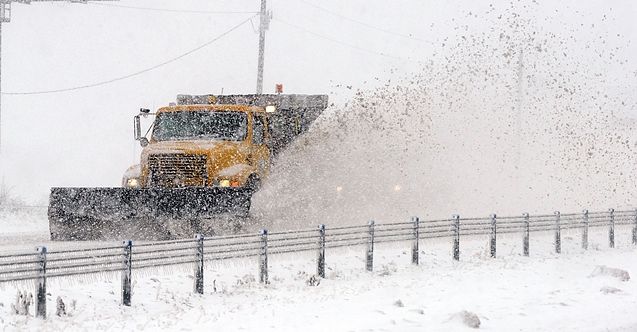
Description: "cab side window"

(253, 115), (265, 145)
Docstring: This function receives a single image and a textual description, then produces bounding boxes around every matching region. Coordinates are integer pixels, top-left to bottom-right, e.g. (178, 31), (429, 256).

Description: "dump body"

(48, 94), (328, 241)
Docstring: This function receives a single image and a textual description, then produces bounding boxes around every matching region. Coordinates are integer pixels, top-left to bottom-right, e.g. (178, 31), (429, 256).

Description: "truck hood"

(143, 140), (242, 154)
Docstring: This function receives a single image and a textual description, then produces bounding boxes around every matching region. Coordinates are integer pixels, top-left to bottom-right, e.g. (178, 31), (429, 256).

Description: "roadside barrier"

(1, 208), (635, 318)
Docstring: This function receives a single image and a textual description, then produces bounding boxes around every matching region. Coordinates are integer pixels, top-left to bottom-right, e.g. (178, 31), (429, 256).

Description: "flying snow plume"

(253, 1), (637, 229)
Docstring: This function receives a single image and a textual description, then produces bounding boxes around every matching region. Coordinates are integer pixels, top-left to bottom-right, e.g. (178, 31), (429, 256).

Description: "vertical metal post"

(317, 224), (326, 278)
(411, 216), (419, 265)
(194, 234), (204, 294)
(452, 215), (460, 261)
(259, 229), (268, 284)
(582, 209), (589, 250)
(366, 221), (375, 272)
(632, 208), (637, 245)
(490, 214), (497, 258)
(522, 213), (530, 256)
(554, 211), (561, 254)
(122, 240), (132, 306)
(256, 0), (267, 94)
(608, 208), (615, 248)
(35, 246), (47, 318)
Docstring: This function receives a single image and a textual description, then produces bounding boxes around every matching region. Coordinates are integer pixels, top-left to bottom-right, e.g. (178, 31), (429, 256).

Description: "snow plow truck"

(48, 94), (328, 241)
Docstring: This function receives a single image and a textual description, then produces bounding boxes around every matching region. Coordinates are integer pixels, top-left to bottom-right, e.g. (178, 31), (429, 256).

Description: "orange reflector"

(231, 181), (241, 187)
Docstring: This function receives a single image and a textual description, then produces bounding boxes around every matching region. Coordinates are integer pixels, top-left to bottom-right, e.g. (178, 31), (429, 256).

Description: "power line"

(274, 18), (423, 64)
(87, 2), (258, 15)
(2, 15), (256, 96)
(297, 0), (435, 45)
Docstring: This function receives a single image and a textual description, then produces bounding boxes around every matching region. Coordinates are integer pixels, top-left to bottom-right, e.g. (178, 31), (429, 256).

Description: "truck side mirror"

(134, 115), (142, 141)
(134, 115), (148, 147)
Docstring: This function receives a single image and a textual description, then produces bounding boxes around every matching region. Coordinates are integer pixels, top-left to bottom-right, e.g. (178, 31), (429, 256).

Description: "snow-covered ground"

(1, 211), (637, 331)
(0, 208), (50, 250)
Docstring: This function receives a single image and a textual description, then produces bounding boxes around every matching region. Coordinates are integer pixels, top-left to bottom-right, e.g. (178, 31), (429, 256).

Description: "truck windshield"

(152, 110), (248, 141)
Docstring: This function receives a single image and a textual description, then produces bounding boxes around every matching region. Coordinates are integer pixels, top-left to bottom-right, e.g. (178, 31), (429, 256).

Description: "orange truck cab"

(124, 104), (272, 216)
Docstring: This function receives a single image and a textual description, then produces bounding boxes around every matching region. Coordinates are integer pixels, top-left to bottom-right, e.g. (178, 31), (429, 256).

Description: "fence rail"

(1, 208), (636, 318)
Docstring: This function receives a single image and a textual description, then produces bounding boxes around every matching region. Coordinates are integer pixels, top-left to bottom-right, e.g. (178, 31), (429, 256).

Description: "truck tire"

(246, 175), (261, 193)
(233, 175), (259, 218)
(235, 194), (251, 218)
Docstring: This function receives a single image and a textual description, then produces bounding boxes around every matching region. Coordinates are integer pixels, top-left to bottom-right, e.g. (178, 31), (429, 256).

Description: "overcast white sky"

(0, 0), (635, 202)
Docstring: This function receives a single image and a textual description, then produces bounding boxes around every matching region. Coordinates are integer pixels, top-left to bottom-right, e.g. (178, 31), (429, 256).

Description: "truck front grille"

(148, 154), (208, 187)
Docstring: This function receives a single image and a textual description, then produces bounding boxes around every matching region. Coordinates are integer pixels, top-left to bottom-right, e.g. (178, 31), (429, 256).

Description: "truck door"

(251, 113), (270, 178)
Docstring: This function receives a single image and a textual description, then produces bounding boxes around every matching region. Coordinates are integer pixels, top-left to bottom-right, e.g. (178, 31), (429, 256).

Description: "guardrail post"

(366, 221), (375, 272)
(522, 213), (530, 256)
(194, 234), (204, 294)
(412, 217), (419, 265)
(554, 211), (561, 254)
(35, 246), (47, 319)
(490, 214), (497, 258)
(608, 208), (615, 248)
(317, 224), (326, 278)
(633, 208), (637, 245)
(452, 215), (460, 261)
(259, 229), (268, 284)
(122, 240), (132, 306)
(582, 210), (589, 250)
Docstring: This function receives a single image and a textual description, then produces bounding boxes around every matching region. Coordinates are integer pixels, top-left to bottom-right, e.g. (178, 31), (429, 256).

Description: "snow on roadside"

(2, 229), (637, 331)
(0, 208), (50, 247)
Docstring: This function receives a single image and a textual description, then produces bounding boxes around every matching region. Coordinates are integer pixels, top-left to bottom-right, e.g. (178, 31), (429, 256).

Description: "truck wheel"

(246, 175), (261, 193)
(235, 193), (252, 218)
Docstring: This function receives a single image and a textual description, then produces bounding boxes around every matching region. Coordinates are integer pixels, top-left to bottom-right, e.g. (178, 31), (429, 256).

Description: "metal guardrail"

(1, 208), (636, 318)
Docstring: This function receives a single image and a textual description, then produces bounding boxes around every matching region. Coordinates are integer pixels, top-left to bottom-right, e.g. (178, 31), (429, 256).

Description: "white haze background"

(0, 0), (635, 227)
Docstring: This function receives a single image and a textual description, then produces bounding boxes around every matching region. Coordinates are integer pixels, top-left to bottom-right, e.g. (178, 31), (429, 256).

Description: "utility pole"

(255, 0), (270, 94)
(514, 48), (525, 201)
(515, 48), (524, 168)
(0, 0), (118, 153)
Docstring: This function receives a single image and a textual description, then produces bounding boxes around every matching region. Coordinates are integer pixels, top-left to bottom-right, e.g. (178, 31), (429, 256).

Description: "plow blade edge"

(48, 187), (250, 241)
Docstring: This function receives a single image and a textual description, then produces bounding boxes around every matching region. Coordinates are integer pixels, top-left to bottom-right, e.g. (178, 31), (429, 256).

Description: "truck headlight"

(126, 178), (140, 188)
(219, 179), (231, 187)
